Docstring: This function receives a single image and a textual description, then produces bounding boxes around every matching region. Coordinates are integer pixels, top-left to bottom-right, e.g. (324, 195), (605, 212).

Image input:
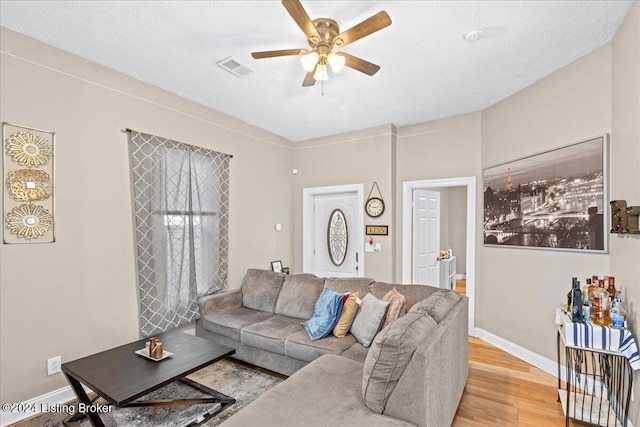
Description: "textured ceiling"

(0, 1), (634, 142)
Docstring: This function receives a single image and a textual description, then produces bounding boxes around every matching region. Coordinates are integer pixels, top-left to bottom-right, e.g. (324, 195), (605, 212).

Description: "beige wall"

(0, 28), (293, 403)
(449, 186), (468, 274)
(395, 114), (482, 283)
(1, 2), (639, 418)
(292, 125), (395, 282)
(480, 45), (612, 360)
(611, 2), (640, 421)
(292, 114), (481, 285)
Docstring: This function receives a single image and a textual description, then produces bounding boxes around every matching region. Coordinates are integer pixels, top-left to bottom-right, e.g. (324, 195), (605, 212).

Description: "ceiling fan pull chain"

(321, 79), (325, 96)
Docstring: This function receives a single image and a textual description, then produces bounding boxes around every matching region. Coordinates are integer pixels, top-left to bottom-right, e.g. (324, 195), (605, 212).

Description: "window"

(128, 130), (230, 336)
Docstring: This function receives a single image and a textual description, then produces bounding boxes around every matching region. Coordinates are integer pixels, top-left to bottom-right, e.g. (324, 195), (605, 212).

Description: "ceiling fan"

(251, 0), (392, 87)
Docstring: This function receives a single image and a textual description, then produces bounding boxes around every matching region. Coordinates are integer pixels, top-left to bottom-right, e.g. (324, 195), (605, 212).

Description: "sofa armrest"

(383, 297), (468, 427)
(198, 289), (242, 316)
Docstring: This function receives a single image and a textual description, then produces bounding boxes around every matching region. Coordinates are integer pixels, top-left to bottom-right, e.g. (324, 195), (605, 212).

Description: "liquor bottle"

(606, 276), (617, 303)
(591, 280), (610, 326)
(585, 279), (594, 303)
(587, 278), (596, 322)
(571, 279), (583, 322)
(566, 277), (577, 313)
(600, 279), (611, 325)
(610, 292), (627, 329)
(582, 282), (590, 319)
(582, 298), (591, 323)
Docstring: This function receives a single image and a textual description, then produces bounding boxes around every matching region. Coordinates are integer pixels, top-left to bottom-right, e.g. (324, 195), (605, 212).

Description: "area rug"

(12, 359), (282, 427)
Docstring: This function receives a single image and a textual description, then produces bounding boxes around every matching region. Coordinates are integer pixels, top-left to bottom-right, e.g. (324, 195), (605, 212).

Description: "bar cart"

(557, 312), (634, 427)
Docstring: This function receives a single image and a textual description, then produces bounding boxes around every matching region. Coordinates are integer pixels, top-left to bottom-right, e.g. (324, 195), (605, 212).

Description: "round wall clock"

(366, 197), (385, 218)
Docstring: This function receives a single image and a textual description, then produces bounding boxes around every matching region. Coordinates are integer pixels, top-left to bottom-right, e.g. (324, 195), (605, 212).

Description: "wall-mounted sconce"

(610, 200), (640, 234)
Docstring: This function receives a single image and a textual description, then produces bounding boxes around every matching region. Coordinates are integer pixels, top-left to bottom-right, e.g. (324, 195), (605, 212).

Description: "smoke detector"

(463, 27), (485, 42)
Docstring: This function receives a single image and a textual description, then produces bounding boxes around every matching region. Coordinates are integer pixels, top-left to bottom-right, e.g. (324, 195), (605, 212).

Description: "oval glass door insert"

(327, 209), (348, 266)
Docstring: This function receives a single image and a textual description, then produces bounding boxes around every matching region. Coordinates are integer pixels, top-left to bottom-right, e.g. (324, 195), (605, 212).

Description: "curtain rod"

(122, 128), (233, 158)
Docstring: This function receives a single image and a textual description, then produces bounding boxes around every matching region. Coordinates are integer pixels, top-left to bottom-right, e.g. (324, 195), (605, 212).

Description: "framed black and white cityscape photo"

(483, 135), (608, 253)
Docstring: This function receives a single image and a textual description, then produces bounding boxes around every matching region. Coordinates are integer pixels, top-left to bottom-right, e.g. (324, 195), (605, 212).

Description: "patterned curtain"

(128, 130), (230, 336)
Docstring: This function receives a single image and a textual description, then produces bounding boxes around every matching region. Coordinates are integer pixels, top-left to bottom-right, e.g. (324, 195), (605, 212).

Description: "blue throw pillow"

(302, 288), (344, 340)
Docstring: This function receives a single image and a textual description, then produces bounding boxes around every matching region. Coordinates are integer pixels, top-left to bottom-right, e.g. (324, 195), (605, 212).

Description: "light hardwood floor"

(12, 281), (582, 427)
(452, 280), (584, 426)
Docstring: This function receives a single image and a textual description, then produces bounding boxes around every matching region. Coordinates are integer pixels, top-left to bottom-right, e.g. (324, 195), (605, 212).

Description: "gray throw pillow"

(350, 293), (389, 348)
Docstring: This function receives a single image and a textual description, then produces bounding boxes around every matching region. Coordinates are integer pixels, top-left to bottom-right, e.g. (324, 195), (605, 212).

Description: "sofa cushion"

(371, 282), (440, 311)
(381, 288), (406, 328)
(333, 292), (361, 338)
(324, 277), (375, 296)
(217, 355), (414, 427)
(241, 315), (305, 355)
(285, 331), (357, 362)
(202, 307), (274, 341)
(341, 342), (369, 363)
(350, 293), (389, 348)
(362, 312), (438, 413)
(241, 269), (286, 313)
(275, 274), (325, 320)
(409, 289), (462, 323)
(302, 288), (345, 340)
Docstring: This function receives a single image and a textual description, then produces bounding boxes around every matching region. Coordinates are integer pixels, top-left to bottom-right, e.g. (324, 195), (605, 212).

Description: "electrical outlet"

(47, 356), (61, 376)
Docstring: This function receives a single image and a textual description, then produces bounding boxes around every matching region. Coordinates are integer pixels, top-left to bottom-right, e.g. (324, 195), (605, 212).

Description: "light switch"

(275, 223), (282, 232)
(374, 243), (382, 252)
(365, 242), (374, 252)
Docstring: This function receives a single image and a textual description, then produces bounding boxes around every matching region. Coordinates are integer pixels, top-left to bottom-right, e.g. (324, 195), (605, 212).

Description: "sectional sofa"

(196, 269), (468, 426)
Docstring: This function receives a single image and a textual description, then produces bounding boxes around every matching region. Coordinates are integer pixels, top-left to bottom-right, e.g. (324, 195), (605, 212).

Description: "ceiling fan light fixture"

(313, 63), (329, 81)
(301, 51), (319, 72)
(327, 52), (345, 73)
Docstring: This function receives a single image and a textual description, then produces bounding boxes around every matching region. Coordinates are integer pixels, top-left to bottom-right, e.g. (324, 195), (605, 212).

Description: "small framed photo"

(271, 260), (283, 273)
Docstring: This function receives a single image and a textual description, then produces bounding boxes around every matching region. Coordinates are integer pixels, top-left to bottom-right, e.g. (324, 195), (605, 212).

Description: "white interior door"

(413, 189), (440, 285)
(312, 192), (360, 277)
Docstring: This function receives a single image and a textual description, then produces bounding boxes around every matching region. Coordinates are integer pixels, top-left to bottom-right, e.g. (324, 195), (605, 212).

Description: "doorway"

(303, 184), (364, 277)
(402, 177), (476, 333)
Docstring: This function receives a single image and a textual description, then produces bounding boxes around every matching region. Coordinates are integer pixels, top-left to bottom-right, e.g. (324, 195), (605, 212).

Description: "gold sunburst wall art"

(3, 123), (55, 244)
(6, 204), (54, 240)
(7, 169), (53, 202)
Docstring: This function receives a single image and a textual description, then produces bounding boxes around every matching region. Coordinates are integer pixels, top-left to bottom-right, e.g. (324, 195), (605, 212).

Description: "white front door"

(413, 189), (440, 285)
(312, 192), (360, 277)
(303, 184), (364, 277)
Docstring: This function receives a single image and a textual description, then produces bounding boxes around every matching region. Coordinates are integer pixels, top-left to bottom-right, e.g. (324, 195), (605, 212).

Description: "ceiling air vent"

(217, 56), (255, 78)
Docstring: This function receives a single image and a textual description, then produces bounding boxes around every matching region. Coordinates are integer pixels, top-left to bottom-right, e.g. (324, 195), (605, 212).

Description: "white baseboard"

(0, 384), (92, 427)
(472, 328), (635, 427)
(473, 327), (559, 379)
(455, 274), (466, 280)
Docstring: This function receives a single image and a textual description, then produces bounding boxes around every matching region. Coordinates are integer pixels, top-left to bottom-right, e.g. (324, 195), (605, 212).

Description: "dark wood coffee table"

(61, 330), (235, 427)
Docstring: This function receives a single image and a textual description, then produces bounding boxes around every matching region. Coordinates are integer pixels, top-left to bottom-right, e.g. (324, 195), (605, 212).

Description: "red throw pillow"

(342, 292), (351, 304)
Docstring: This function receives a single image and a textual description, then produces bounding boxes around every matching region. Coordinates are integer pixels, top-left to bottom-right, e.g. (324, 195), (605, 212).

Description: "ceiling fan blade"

(252, 48), (307, 59)
(333, 11), (392, 47)
(302, 69), (316, 87)
(282, 0), (320, 41)
(338, 52), (380, 76)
